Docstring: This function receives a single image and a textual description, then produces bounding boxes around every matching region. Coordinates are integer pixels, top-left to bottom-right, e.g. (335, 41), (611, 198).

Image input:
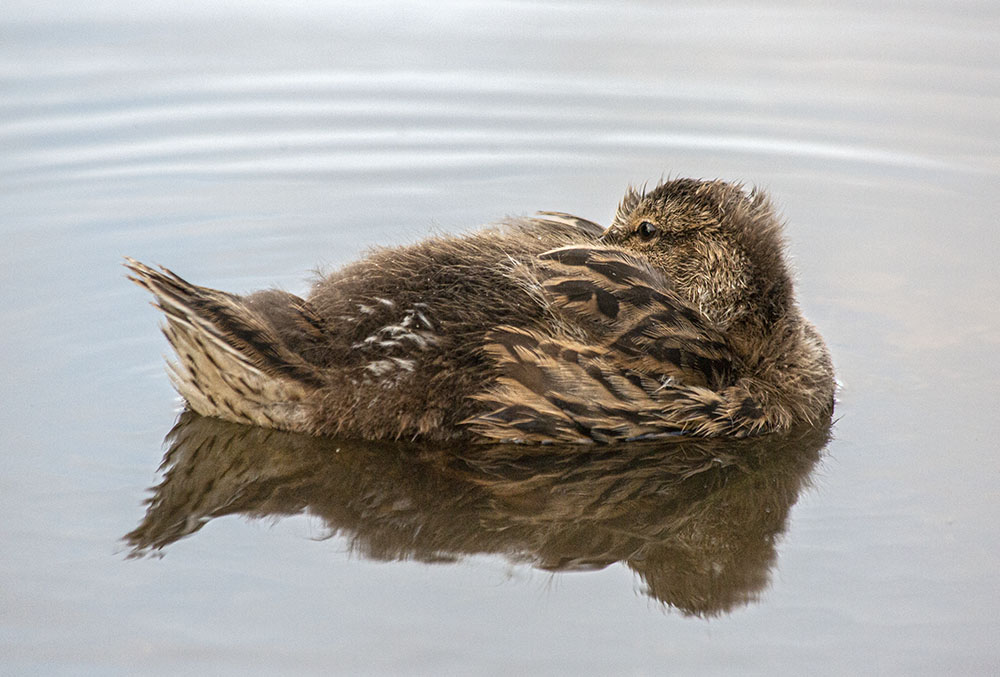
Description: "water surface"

(2, 1), (999, 674)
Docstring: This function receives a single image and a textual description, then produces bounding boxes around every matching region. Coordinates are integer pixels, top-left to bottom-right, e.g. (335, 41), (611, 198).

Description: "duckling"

(127, 178), (834, 443)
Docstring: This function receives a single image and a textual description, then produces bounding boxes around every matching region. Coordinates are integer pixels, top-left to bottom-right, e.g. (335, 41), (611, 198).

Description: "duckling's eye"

(638, 221), (658, 240)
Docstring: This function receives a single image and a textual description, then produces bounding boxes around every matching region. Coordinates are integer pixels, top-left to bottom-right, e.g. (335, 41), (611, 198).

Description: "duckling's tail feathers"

(125, 258), (321, 432)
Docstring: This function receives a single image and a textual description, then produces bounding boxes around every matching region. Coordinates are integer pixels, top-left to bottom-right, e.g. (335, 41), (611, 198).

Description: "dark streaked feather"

(531, 246), (738, 388)
(465, 246), (770, 442)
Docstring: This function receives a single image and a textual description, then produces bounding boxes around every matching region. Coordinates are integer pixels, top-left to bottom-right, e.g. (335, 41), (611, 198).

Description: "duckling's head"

(601, 178), (794, 332)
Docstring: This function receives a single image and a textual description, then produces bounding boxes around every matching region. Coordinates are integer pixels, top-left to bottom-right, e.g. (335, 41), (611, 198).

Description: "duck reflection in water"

(126, 411), (831, 616)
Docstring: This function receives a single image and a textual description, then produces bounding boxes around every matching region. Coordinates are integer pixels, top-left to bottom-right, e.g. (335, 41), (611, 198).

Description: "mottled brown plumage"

(126, 178), (835, 443)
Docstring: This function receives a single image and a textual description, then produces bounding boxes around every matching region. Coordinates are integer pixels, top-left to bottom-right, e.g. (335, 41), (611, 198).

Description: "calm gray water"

(2, 1), (999, 674)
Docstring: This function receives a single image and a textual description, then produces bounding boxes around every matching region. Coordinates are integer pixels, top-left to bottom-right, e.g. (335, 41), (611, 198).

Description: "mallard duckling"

(127, 178), (834, 443)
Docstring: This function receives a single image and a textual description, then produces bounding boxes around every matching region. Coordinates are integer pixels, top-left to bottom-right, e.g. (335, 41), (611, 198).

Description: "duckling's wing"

(529, 246), (737, 389)
(467, 247), (753, 443)
(466, 327), (676, 443)
(466, 325), (766, 443)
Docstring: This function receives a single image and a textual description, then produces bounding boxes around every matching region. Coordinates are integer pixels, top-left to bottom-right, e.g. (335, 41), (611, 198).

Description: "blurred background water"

(2, 1), (999, 674)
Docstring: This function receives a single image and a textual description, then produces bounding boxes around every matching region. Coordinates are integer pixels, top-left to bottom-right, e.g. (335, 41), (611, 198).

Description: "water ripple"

(1, 68), (979, 188)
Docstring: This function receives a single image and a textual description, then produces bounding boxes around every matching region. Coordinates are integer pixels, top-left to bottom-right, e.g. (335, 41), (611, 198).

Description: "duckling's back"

(127, 215), (602, 440)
